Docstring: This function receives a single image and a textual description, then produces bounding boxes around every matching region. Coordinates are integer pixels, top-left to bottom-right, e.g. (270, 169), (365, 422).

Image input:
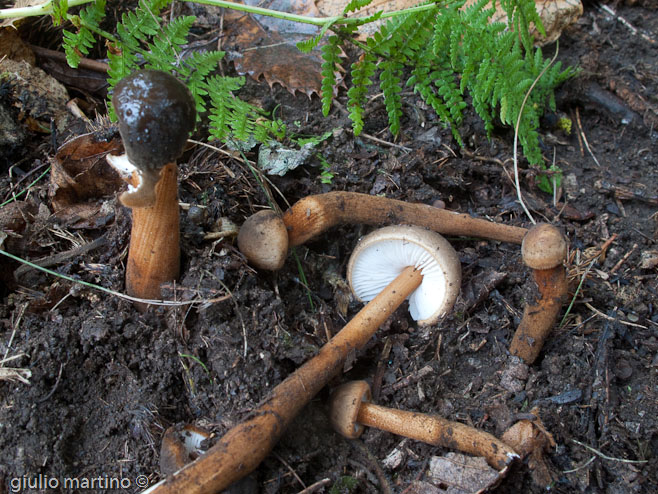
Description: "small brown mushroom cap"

(328, 380), (371, 439)
(521, 224), (567, 270)
(237, 210), (289, 270)
(347, 226), (461, 326)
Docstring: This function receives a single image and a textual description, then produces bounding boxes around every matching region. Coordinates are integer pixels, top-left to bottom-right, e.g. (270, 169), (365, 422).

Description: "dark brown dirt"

(0, 2), (657, 494)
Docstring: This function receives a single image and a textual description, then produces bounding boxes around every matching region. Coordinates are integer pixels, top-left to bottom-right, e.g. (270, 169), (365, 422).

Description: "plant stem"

(195, 0), (439, 27)
(0, 0), (439, 26)
(0, 0), (91, 19)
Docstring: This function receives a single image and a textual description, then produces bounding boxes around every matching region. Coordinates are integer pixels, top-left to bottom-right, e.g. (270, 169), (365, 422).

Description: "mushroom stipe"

(329, 381), (519, 471)
(238, 191), (528, 270)
(141, 266), (423, 494)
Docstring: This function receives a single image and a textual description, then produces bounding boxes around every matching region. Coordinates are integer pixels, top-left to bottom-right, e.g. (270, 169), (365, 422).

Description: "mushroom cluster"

(106, 69), (196, 306)
(143, 226), (463, 493)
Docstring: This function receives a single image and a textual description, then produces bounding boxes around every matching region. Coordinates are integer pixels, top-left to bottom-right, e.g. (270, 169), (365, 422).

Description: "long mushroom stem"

(125, 162), (180, 305)
(284, 192), (528, 246)
(142, 266), (423, 494)
(356, 401), (516, 470)
(238, 191), (527, 270)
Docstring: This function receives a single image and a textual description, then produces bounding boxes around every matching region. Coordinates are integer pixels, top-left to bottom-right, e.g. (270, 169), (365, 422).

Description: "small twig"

(37, 363), (64, 402)
(359, 132), (412, 152)
(571, 439), (648, 464)
(598, 4), (656, 45)
(584, 303), (647, 329)
(348, 439), (393, 494)
(30, 44), (109, 72)
(576, 108), (601, 167)
(562, 455), (596, 474)
(14, 235), (107, 279)
(295, 478), (331, 494)
(273, 452), (306, 490)
(609, 243), (638, 274)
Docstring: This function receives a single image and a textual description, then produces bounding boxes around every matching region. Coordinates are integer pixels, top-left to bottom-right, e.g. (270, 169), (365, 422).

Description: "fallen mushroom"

(329, 380), (518, 471)
(106, 69), (196, 304)
(238, 191), (528, 270)
(141, 226), (460, 493)
(509, 223), (569, 363)
(347, 225), (461, 326)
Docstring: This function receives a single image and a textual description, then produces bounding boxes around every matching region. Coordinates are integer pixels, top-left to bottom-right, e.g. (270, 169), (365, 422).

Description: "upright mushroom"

(238, 191), (527, 270)
(106, 69), (196, 304)
(142, 226), (461, 494)
(329, 380), (518, 471)
(509, 223), (569, 363)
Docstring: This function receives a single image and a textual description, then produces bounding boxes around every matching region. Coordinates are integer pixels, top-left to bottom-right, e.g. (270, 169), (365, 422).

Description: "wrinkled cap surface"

(113, 70), (196, 171)
(347, 226), (461, 326)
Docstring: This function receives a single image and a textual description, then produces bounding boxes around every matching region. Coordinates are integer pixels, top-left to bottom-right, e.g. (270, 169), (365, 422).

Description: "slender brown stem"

(283, 192), (528, 246)
(125, 163), (180, 307)
(509, 266), (569, 363)
(145, 266), (423, 494)
(357, 402), (517, 470)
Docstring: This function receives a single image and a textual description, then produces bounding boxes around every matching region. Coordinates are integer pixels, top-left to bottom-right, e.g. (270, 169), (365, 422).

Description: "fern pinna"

(55, 0), (280, 145)
(318, 0), (575, 176)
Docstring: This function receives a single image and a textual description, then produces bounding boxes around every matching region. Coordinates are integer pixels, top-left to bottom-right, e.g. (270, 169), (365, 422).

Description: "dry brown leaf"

(49, 132), (124, 228)
(502, 408), (557, 489)
(427, 453), (507, 494)
(224, 0), (327, 96)
(0, 26), (35, 63)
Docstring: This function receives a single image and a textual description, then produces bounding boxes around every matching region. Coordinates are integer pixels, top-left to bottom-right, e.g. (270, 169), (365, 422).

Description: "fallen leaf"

(224, 0), (327, 96)
(502, 408), (557, 489)
(427, 453), (506, 494)
(49, 131), (124, 228)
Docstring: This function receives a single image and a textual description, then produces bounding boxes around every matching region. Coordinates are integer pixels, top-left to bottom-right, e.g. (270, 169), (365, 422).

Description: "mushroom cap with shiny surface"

(347, 225), (461, 326)
(113, 69), (196, 171)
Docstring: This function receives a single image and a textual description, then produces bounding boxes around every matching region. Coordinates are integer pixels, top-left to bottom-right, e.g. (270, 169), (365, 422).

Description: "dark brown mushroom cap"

(113, 70), (196, 171)
(521, 223), (567, 270)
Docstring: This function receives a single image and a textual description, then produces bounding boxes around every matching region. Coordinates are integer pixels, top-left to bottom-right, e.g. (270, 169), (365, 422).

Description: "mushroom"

(142, 227), (460, 493)
(106, 69), (196, 304)
(329, 380), (519, 471)
(509, 223), (569, 363)
(347, 225), (461, 326)
(238, 191), (528, 270)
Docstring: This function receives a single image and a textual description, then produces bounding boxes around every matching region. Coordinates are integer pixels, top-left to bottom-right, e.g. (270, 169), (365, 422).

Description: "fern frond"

(320, 35), (342, 117)
(379, 60), (403, 135)
(61, 0), (106, 68)
(178, 50), (226, 113)
(343, 0), (374, 14)
(347, 53), (377, 135)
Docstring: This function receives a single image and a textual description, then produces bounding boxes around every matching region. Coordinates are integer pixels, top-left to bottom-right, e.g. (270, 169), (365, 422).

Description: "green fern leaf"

(379, 60), (403, 135)
(320, 36), (342, 117)
(347, 53), (377, 135)
(343, 0), (374, 14)
(61, 0), (106, 68)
